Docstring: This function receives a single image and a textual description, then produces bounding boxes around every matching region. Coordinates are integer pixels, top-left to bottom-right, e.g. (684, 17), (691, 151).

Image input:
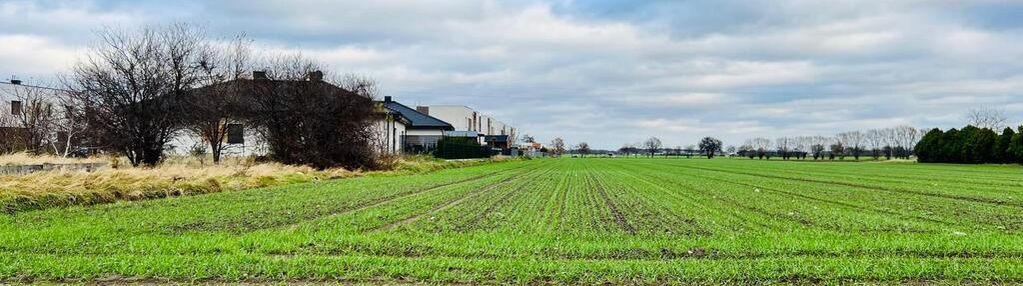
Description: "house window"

(11, 101), (22, 115)
(226, 124), (244, 144)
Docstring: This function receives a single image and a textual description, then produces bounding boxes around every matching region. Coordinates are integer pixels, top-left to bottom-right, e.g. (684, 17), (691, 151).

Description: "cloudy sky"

(2, 0), (1022, 149)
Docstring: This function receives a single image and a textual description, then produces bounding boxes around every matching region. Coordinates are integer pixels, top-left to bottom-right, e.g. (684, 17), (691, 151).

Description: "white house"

(381, 97), (453, 154)
(416, 104), (517, 148)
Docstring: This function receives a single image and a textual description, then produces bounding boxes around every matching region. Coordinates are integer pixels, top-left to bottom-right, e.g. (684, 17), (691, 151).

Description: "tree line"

(615, 136), (724, 159)
(916, 126), (1023, 164)
(739, 126), (922, 160)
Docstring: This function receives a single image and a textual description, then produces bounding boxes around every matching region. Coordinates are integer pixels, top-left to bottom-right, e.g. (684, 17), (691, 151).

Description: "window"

(226, 124), (244, 144)
(11, 101), (22, 115)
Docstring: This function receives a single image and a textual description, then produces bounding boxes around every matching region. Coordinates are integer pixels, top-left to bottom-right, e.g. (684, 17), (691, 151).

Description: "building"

(372, 103), (410, 155)
(380, 97), (454, 153)
(415, 104), (517, 150)
(0, 80), (75, 154)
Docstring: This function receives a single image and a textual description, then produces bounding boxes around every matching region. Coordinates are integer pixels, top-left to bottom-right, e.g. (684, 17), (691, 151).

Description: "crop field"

(2, 158), (1023, 284)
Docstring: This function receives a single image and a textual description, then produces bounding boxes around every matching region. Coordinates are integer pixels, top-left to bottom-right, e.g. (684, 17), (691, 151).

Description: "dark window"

(11, 101), (22, 115)
(226, 124), (244, 144)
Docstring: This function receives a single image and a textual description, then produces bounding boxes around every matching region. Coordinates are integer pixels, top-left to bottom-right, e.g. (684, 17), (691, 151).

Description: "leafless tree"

(881, 127), (898, 160)
(181, 34), (252, 164)
(576, 142), (591, 156)
(3, 84), (56, 154)
(244, 55), (378, 169)
(48, 88), (89, 157)
(776, 137), (792, 160)
(808, 136), (829, 160)
(840, 131), (865, 160)
(893, 125), (919, 159)
(67, 24), (209, 166)
(644, 137), (662, 157)
(752, 137), (772, 159)
(550, 137), (566, 157)
(866, 129), (884, 160)
(792, 136), (808, 160)
(964, 107), (1008, 130)
(522, 134), (536, 143)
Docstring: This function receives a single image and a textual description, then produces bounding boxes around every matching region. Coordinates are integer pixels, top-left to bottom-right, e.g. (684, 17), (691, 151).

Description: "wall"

(371, 117), (407, 154)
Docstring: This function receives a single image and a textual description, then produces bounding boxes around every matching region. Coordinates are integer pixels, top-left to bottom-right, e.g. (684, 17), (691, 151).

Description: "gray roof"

(380, 100), (453, 131)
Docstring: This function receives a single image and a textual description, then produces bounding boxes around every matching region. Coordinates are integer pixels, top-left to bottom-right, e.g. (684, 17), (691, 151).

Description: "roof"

(380, 100), (454, 131)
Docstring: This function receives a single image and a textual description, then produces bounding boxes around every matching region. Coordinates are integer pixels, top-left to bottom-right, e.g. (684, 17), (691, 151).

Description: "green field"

(3, 158), (1023, 284)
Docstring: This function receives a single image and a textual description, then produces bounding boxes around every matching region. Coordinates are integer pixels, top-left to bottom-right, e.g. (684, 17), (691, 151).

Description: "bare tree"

(550, 137), (566, 157)
(181, 34), (252, 164)
(881, 127), (898, 160)
(809, 136), (828, 160)
(244, 56), (379, 169)
(752, 137), (772, 159)
(842, 131), (865, 160)
(576, 142), (591, 156)
(776, 137), (792, 160)
(644, 137), (662, 157)
(964, 107), (1008, 130)
(4, 84), (56, 154)
(866, 129), (884, 160)
(792, 137), (808, 160)
(68, 24), (209, 166)
(522, 134), (536, 144)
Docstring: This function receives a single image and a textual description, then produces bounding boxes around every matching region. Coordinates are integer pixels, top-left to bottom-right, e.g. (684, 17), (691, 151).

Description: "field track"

(2, 158), (1023, 284)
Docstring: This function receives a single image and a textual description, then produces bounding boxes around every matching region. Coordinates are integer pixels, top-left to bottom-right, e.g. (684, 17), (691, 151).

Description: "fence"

(0, 162), (107, 176)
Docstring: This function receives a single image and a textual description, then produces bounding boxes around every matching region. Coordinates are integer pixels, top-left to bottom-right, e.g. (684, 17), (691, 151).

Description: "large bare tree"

(866, 129), (884, 160)
(68, 24), (208, 166)
(244, 55), (379, 169)
(181, 34), (252, 164)
(752, 137), (772, 159)
(550, 137), (566, 157)
(644, 137), (662, 157)
(964, 107), (1008, 130)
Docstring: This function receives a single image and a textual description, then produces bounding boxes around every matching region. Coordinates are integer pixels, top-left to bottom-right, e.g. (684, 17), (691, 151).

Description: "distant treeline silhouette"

(915, 126), (1023, 164)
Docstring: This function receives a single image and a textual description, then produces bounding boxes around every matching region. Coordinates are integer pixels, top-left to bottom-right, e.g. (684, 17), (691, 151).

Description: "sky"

(1, 0), (1022, 149)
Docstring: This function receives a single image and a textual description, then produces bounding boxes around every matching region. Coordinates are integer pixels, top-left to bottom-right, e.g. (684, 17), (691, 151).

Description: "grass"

(2, 157), (1022, 284)
(0, 153), (511, 213)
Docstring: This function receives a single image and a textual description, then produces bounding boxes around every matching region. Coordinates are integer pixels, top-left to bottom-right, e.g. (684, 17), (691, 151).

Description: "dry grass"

(0, 153), (507, 213)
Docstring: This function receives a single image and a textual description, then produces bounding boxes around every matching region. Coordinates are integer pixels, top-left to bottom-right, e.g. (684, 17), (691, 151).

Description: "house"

(372, 104), (410, 155)
(415, 105), (517, 150)
(0, 80), (75, 154)
(379, 96), (454, 153)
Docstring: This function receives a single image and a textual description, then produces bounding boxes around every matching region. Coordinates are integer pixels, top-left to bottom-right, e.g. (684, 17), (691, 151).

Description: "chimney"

(308, 70), (323, 81)
(416, 106), (429, 115)
(10, 79), (21, 85)
(252, 71), (268, 80)
(384, 96), (392, 102)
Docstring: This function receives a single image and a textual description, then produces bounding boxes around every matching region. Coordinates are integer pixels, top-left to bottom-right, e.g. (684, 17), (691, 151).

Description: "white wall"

(372, 117), (407, 154)
(168, 122), (267, 157)
(424, 105), (478, 132)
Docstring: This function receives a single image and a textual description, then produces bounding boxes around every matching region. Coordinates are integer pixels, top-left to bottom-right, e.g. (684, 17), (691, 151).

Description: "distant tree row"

(614, 136), (723, 159)
(739, 126), (922, 160)
(916, 126), (1023, 164)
